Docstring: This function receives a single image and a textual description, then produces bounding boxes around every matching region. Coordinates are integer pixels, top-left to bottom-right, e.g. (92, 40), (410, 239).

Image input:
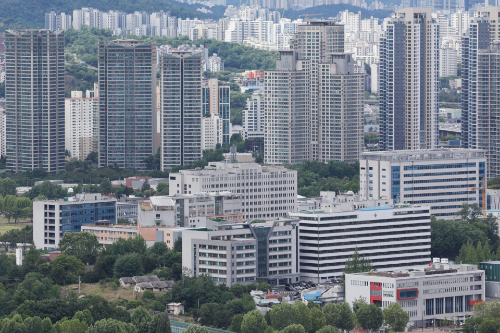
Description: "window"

(426, 299), (434, 316)
(445, 297), (453, 313)
(398, 289), (418, 299)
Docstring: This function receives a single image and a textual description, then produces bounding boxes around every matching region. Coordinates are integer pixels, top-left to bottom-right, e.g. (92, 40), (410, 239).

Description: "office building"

(317, 53), (363, 163)
(65, 90), (98, 161)
(160, 51), (203, 170)
(82, 221), (138, 247)
(360, 149), (486, 219)
(98, 40), (157, 170)
(291, 21), (345, 160)
(379, 8), (439, 151)
(242, 92), (264, 140)
(182, 219), (299, 286)
(202, 79), (230, 144)
(169, 162), (297, 220)
(346, 263), (485, 328)
(264, 50), (311, 164)
(461, 8), (500, 177)
(290, 203), (431, 282)
(5, 30), (66, 172)
(33, 193), (116, 250)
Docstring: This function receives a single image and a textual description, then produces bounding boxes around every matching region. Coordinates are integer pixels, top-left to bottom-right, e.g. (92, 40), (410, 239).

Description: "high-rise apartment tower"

(5, 30), (66, 172)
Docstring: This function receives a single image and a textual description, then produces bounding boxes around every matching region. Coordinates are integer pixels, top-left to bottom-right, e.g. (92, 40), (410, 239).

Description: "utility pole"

(79, 275), (81, 293)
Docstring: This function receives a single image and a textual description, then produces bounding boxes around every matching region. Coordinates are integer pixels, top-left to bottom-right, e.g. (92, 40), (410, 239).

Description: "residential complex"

(65, 90), (98, 161)
(202, 79), (231, 144)
(290, 203), (431, 282)
(242, 92), (264, 141)
(33, 193), (117, 250)
(345, 263), (485, 328)
(98, 40), (157, 170)
(5, 30), (66, 172)
(169, 162), (297, 221)
(81, 221), (138, 247)
(182, 219), (299, 286)
(379, 8), (439, 151)
(360, 149), (486, 218)
(160, 50), (203, 170)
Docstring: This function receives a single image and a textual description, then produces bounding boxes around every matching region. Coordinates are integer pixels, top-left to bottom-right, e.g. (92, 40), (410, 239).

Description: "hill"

(285, 4), (392, 20)
(0, 0), (226, 32)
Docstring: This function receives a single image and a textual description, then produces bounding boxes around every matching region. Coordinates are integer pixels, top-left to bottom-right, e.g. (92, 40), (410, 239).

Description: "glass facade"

(392, 166), (400, 202)
(253, 226), (271, 278)
(60, 202), (116, 235)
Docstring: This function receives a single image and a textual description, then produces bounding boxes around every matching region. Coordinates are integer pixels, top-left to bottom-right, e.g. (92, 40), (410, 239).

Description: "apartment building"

(242, 92), (264, 141)
(345, 263), (485, 328)
(182, 219), (299, 286)
(160, 51), (202, 170)
(201, 114), (223, 150)
(290, 203), (431, 283)
(33, 193), (117, 250)
(264, 50), (311, 164)
(379, 8), (439, 151)
(169, 162), (297, 220)
(82, 222), (138, 247)
(202, 79), (230, 144)
(5, 30), (66, 172)
(360, 149), (486, 219)
(317, 53), (363, 163)
(65, 90), (98, 160)
(98, 40), (157, 170)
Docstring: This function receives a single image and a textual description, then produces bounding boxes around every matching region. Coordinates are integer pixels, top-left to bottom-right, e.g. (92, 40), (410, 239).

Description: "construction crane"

(473, 178), (500, 217)
(299, 14), (322, 20)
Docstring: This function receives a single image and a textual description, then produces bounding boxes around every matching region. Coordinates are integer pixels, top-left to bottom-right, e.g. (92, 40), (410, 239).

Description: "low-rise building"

(156, 227), (183, 249)
(117, 202), (138, 222)
(345, 262), (485, 328)
(182, 219), (299, 287)
(137, 197), (176, 246)
(81, 222), (138, 247)
(33, 193), (116, 250)
(290, 203), (431, 282)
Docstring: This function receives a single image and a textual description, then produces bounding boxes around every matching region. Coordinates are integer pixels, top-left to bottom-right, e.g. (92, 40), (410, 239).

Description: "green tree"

(344, 248), (373, 274)
(229, 314), (244, 333)
(173, 237), (182, 253)
(114, 253), (144, 278)
(336, 302), (356, 332)
(323, 303), (339, 327)
(142, 179), (151, 193)
(477, 319), (500, 333)
(316, 326), (339, 333)
(50, 254), (85, 285)
(40, 318), (53, 333)
(241, 310), (268, 333)
(156, 182), (169, 195)
(292, 301), (311, 333)
(131, 306), (152, 333)
(382, 303), (409, 332)
(183, 325), (210, 333)
(74, 309), (94, 326)
(280, 324), (306, 333)
(270, 303), (298, 331)
(57, 318), (88, 333)
(355, 303), (383, 332)
(0, 178), (18, 196)
(24, 316), (43, 333)
(86, 318), (137, 333)
(58, 232), (100, 265)
(154, 311), (172, 333)
(230, 284), (248, 297)
(100, 178), (112, 194)
(0, 314), (27, 333)
(309, 306), (326, 333)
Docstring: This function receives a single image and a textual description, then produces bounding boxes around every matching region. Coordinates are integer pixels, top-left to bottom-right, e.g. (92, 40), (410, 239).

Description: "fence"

(170, 320), (234, 333)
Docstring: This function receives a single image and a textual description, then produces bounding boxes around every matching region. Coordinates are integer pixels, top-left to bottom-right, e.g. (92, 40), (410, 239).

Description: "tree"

(0, 178), (18, 196)
(86, 318), (137, 333)
(58, 232), (100, 265)
(309, 306), (326, 333)
(292, 301), (311, 333)
(100, 178), (112, 194)
(356, 303), (383, 332)
(173, 237), (182, 253)
(114, 253), (144, 278)
(336, 302), (356, 332)
(156, 182), (169, 195)
(142, 179), (151, 192)
(57, 318), (88, 333)
(230, 284), (248, 297)
(24, 316), (43, 333)
(131, 306), (152, 333)
(154, 311), (172, 333)
(383, 302), (409, 332)
(280, 324), (306, 333)
(40, 318), (53, 333)
(241, 310), (268, 333)
(323, 303), (339, 327)
(317, 326), (339, 333)
(344, 248), (373, 275)
(183, 325), (210, 333)
(229, 314), (244, 333)
(478, 319), (500, 333)
(270, 303), (298, 331)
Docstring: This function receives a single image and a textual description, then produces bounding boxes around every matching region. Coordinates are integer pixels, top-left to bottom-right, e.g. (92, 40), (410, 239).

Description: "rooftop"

(362, 148), (485, 162)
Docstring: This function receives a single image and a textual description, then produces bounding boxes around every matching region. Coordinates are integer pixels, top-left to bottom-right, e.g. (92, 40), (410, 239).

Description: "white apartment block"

(341, 10), (362, 32)
(290, 203), (431, 283)
(65, 90), (97, 160)
(202, 114), (223, 150)
(451, 9), (469, 36)
(346, 263), (485, 328)
(182, 219), (299, 286)
(0, 108), (6, 157)
(440, 45), (458, 77)
(242, 92), (264, 140)
(207, 53), (224, 72)
(360, 149), (486, 219)
(168, 162), (297, 221)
